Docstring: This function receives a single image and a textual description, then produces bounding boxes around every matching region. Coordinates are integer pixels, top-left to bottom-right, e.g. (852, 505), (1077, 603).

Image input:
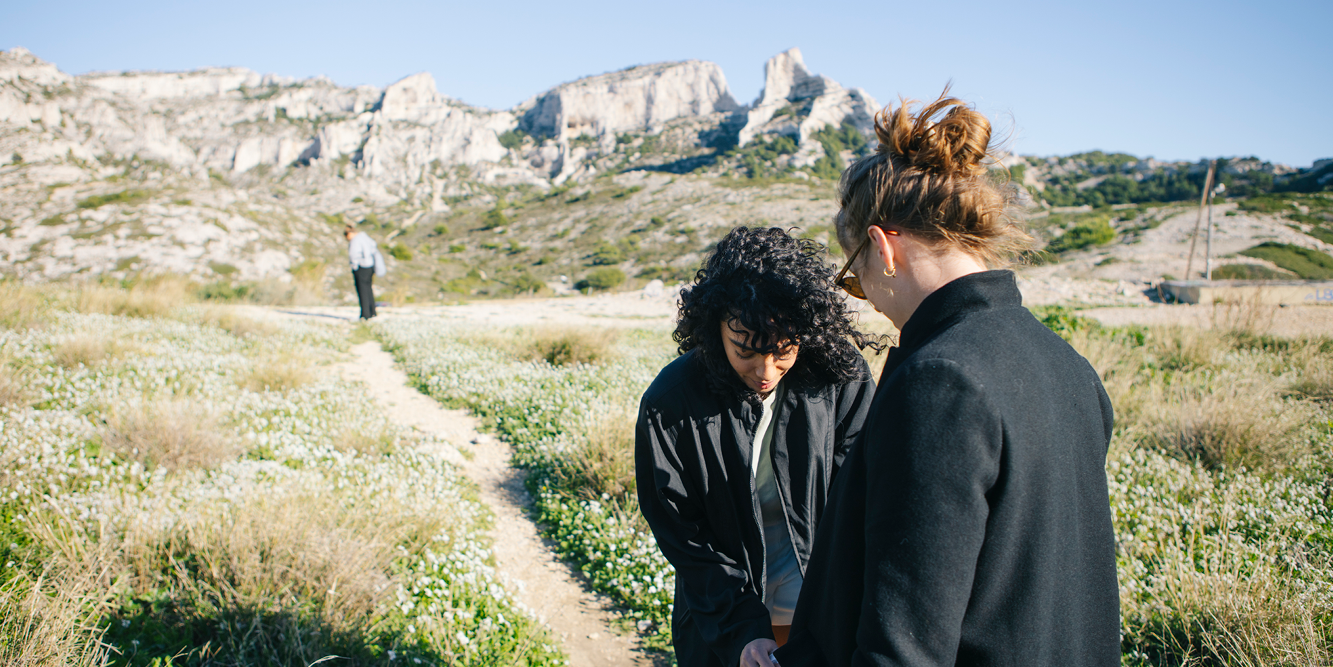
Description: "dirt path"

(334, 341), (657, 667)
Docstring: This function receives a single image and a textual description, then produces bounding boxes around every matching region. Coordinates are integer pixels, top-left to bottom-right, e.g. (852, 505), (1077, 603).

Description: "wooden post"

(1185, 160), (1217, 280)
(1204, 183), (1217, 280)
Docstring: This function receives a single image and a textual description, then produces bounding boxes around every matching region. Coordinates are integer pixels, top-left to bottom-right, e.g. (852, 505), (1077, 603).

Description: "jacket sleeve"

(832, 357), (876, 473)
(635, 397), (772, 667)
(852, 358), (1001, 667)
(373, 246), (386, 276)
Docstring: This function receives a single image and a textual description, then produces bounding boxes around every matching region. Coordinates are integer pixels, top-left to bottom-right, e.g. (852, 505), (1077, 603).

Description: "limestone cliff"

(737, 47), (879, 155)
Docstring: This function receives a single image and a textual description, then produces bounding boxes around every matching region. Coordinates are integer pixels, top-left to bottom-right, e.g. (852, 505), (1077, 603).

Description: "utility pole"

(1204, 182), (1225, 280)
(1185, 160), (1217, 281)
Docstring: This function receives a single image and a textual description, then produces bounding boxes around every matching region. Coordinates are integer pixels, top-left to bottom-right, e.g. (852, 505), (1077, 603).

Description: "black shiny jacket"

(636, 350), (875, 667)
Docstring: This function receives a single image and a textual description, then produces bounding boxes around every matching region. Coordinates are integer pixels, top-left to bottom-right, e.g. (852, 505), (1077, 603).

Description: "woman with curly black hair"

(635, 226), (878, 667)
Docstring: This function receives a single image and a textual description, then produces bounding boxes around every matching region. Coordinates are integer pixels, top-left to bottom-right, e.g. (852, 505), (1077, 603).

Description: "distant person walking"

(345, 224), (385, 320)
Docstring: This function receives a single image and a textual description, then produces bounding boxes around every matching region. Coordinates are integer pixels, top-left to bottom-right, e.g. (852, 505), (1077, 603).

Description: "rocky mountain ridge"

(1, 45), (1328, 303)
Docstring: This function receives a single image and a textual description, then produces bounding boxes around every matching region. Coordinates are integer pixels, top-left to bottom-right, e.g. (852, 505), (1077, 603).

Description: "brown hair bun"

(837, 88), (1030, 266)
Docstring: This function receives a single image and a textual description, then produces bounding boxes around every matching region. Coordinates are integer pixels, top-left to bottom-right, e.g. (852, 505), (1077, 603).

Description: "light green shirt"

(749, 383), (803, 624)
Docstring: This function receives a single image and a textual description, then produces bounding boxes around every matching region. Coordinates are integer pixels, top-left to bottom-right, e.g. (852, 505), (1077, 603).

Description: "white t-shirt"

(749, 383), (803, 625)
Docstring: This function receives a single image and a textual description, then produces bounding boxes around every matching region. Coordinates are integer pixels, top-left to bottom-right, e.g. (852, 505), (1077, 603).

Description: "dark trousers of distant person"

(353, 266), (376, 320)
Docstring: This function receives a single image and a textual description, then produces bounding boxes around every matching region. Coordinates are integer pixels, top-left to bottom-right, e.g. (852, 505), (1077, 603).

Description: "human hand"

(740, 638), (780, 667)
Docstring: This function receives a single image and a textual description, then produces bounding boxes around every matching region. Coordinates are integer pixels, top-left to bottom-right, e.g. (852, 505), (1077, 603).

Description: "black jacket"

(636, 350), (875, 667)
(776, 271), (1119, 667)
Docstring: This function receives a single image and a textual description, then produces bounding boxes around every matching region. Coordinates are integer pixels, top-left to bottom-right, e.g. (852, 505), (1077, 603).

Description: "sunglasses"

(834, 228), (898, 300)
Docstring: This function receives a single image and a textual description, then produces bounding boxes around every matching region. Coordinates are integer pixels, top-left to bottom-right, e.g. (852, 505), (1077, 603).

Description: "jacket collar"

(882, 270), (1022, 379)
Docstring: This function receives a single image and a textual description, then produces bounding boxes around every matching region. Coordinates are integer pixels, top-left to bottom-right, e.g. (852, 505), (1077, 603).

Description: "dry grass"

(553, 411), (636, 503)
(1137, 379), (1313, 471)
(1131, 549), (1330, 666)
(0, 355), (34, 409)
(1067, 314), (1324, 473)
(0, 281), (51, 330)
(76, 275), (194, 319)
(237, 357), (313, 393)
(1287, 341), (1333, 402)
(525, 327), (619, 366)
(106, 492), (431, 664)
(50, 335), (135, 370)
(12, 488), (448, 666)
(332, 426), (396, 456)
(197, 307), (279, 338)
(101, 401), (241, 471)
(0, 557), (114, 666)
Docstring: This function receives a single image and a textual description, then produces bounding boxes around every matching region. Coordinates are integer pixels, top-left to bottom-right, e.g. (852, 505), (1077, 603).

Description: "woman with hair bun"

(636, 226), (878, 667)
(766, 93), (1120, 667)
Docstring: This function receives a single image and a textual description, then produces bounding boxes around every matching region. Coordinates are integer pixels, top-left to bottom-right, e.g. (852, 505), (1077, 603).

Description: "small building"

(1159, 280), (1333, 305)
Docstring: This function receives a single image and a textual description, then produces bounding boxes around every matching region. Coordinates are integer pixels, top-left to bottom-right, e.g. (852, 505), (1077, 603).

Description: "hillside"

(2, 45), (1330, 305)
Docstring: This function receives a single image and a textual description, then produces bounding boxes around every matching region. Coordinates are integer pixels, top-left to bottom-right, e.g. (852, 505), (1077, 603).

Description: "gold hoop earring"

(884, 266), (897, 278)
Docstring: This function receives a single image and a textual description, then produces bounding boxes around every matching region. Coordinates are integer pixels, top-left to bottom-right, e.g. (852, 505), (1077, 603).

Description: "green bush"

(432, 223), (449, 236)
(512, 273), (545, 294)
(1209, 263), (1294, 280)
(497, 129), (526, 150)
(1046, 217), (1116, 253)
(1028, 305), (1100, 340)
(388, 244), (413, 261)
(728, 134), (799, 179)
(591, 241), (625, 265)
(448, 243), (465, 253)
(76, 190), (150, 209)
(578, 268), (625, 291)
(480, 206), (508, 230)
(1238, 242), (1333, 279)
(1237, 194), (1295, 215)
(810, 123), (869, 181)
(197, 281), (251, 302)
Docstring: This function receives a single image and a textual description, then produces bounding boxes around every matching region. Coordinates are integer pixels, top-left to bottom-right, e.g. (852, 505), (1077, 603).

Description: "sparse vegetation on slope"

(0, 283), (565, 666)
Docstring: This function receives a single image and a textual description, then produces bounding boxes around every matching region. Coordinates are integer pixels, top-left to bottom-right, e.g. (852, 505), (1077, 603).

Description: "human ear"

(866, 226), (897, 275)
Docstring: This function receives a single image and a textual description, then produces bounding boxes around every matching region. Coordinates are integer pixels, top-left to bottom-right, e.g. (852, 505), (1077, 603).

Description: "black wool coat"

(776, 271), (1120, 667)
(636, 350), (875, 667)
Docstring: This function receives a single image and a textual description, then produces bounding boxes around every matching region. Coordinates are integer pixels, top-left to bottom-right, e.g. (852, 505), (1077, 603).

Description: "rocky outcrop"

(519, 61), (737, 144)
(518, 61), (738, 181)
(737, 48), (878, 150)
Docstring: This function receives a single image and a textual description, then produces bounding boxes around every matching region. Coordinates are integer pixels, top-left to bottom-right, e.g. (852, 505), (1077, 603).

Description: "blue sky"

(3, 0), (1329, 166)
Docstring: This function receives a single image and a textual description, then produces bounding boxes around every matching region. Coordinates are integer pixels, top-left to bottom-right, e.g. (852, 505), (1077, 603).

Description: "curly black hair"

(674, 226), (882, 400)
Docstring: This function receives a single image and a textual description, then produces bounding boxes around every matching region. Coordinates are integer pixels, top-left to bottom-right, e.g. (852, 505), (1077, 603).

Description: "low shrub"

(1210, 263), (1294, 280)
(578, 268), (626, 291)
(1239, 242), (1333, 279)
(75, 189), (150, 209)
(1046, 216), (1116, 253)
(388, 243), (413, 261)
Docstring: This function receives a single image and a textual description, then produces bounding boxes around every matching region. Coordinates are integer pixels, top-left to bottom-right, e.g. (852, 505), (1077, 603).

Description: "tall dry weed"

(0, 354), (34, 409)
(197, 306), (279, 338)
(107, 491), (444, 663)
(51, 335), (132, 369)
(101, 401), (241, 471)
(554, 412), (636, 503)
(237, 357), (312, 392)
(0, 281), (50, 330)
(1287, 339), (1333, 402)
(0, 511), (119, 666)
(1137, 378), (1311, 472)
(526, 327), (619, 366)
